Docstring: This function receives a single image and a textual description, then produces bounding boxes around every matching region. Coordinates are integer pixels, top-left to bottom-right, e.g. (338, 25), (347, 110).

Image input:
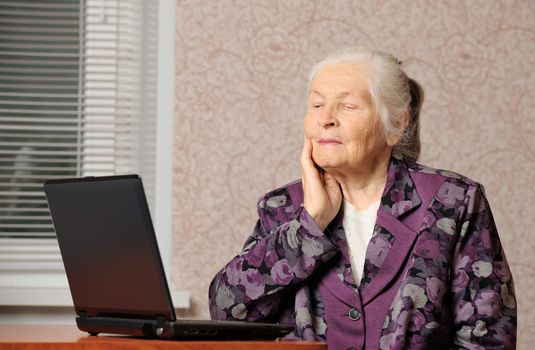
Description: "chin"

(313, 150), (344, 167)
(313, 158), (343, 171)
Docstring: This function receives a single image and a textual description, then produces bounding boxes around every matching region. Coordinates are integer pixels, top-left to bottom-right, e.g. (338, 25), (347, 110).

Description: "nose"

(317, 105), (338, 128)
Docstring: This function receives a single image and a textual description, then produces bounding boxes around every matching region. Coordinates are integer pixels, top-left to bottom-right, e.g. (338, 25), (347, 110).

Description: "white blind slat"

(0, 10), (78, 18)
(0, 18), (79, 26)
(0, 92), (79, 98)
(0, 2), (78, 9)
(0, 51), (78, 58)
(0, 26), (78, 34)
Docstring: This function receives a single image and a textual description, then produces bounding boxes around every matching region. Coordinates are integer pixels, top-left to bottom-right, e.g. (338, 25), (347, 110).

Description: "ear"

(386, 111), (409, 146)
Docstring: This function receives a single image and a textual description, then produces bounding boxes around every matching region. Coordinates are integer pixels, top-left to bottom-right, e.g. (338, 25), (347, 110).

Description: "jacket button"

(348, 308), (361, 321)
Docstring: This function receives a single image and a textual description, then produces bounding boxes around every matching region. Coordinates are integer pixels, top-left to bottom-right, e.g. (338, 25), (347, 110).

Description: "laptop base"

(77, 313), (293, 340)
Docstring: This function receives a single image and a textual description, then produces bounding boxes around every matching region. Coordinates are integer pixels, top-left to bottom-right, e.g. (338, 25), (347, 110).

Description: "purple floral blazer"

(209, 154), (516, 350)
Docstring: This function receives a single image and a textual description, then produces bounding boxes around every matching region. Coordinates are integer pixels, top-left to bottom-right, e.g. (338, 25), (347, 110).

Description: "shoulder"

(409, 161), (478, 186)
(408, 161), (483, 194)
(407, 161), (489, 218)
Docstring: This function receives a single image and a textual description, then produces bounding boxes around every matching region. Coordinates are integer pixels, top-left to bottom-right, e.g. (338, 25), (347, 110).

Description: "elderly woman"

(208, 47), (516, 349)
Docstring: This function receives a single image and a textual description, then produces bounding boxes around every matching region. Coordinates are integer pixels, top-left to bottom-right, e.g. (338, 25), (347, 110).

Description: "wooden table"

(0, 325), (327, 349)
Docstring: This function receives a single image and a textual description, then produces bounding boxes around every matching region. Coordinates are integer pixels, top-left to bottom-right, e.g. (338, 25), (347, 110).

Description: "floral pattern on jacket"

(208, 154), (516, 349)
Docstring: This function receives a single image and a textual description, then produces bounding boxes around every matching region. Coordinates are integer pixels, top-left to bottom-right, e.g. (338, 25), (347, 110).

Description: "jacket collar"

(379, 151), (421, 219)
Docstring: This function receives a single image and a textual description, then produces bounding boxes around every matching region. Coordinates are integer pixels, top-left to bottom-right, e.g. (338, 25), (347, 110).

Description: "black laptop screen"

(44, 175), (175, 320)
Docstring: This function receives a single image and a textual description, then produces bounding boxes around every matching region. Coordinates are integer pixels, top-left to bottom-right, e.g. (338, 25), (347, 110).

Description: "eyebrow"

(309, 90), (355, 99)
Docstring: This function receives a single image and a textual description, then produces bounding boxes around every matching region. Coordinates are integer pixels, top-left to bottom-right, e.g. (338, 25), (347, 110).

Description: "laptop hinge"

(154, 315), (167, 338)
(156, 315), (166, 326)
(79, 311), (89, 321)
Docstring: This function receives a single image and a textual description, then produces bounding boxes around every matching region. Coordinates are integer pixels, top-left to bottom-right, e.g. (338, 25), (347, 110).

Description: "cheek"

(344, 119), (383, 151)
(343, 122), (365, 146)
(359, 117), (383, 141)
(303, 114), (314, 137)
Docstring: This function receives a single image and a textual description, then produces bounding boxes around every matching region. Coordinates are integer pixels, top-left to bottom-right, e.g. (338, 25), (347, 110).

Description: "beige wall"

(172, 0), (535, 347)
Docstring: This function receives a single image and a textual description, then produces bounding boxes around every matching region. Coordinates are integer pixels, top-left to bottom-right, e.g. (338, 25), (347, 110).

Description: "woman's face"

(304, 62), (391, 173)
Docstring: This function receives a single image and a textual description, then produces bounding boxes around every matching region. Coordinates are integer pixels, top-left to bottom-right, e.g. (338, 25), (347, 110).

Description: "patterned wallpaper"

(172, 0), (534, 347)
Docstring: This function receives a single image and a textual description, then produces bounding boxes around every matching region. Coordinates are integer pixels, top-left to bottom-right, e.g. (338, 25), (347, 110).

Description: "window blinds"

(0, 0), (81, 239)
(0, 0), (158, 240)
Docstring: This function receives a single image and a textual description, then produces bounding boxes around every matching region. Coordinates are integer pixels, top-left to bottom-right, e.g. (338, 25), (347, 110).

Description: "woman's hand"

(301, 138), (342, 231)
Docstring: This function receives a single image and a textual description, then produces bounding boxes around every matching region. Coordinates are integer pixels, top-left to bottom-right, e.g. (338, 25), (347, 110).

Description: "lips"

(317, 138), (342, 145)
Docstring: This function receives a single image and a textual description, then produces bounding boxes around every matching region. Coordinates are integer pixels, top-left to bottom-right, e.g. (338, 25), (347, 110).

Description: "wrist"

(301, 207), (328, 233)
(309, 212), (329, 231)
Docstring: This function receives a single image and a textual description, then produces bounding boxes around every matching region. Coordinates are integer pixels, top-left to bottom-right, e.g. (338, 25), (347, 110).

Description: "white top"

(342, 199), (380, 287)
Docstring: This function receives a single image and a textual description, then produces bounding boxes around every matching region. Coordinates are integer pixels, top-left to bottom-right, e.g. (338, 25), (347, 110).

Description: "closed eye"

(342, 103), (358, 110)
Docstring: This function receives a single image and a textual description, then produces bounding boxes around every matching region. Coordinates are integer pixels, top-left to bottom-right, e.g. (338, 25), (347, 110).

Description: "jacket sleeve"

(451, 184), (516, 349)
(208, 189), (338, 322)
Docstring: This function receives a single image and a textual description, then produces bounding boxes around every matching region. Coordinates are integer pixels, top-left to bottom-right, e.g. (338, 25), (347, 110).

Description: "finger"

(324, 172), (342, 204)
(300, 139), (320, 180)
(324, 173), (341, 198)
(323, 172), (338, 189)
(300, 138), (314, 170)
(300, 139), (309, 188)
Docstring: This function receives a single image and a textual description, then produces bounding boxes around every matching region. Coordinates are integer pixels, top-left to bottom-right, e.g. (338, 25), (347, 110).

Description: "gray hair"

(307, 47), (424, 163)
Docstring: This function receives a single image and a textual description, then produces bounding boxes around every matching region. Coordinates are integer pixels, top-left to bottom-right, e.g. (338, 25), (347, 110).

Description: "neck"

(330, 149), (391, 210)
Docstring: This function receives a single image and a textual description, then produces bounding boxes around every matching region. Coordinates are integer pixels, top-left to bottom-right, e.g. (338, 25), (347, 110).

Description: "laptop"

(43, 174), (293, 340)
